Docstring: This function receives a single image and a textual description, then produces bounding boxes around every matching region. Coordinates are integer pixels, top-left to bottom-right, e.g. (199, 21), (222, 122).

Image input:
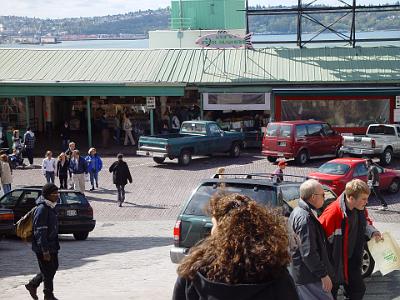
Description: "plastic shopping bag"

(367, 232), (400, 276)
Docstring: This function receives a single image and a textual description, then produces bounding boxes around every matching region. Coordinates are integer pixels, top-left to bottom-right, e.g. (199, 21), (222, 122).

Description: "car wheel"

(295, 150), (308, 165)
(178, 150), (192, 166)
(230, 143), (241, 158)
(380, 148), (393, 166)
(388, 178), (400, 194)
(73, 232), (89, 240)
(267, 156), (277, 163)
(153, 157), (165, 164)
(361, 245), (375, 278)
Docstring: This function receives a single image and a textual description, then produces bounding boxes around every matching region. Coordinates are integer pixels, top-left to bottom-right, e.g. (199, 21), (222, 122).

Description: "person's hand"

(372, 231), (384, 242)
(43, 251), (51, 262)
(321, 275), (332, 293)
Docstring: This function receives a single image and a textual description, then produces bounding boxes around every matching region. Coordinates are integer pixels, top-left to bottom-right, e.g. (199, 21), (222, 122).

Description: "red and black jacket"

(318, 194), (377, 284)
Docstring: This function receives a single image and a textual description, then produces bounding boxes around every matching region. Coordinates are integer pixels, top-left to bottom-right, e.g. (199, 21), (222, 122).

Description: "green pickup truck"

(137, 121), (245, 166)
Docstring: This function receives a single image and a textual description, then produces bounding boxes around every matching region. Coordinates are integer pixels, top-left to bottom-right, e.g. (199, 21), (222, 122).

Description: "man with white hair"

(288, 179), (334, 300)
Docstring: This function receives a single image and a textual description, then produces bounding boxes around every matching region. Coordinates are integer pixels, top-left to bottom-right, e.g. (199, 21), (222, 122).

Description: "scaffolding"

(245, 0), (400, 48)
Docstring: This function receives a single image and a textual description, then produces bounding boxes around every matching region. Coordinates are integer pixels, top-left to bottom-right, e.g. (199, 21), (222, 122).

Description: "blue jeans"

(90, 171), (99, 188)
(2, 184), (11, 195)
(45, 171), (55, 183)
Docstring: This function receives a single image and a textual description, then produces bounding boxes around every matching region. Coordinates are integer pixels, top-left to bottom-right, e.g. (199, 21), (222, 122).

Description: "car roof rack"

(212, 173), (307, 182)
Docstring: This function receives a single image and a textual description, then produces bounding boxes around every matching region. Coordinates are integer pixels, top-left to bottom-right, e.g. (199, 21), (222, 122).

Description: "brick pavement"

(11, 152), (400, 223)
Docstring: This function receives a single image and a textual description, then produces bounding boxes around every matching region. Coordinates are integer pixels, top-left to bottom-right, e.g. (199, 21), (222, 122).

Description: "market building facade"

(0, 47), (399, 150)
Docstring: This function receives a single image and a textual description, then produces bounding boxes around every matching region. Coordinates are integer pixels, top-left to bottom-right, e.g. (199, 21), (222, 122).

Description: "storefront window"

(0, 97), (26, 130)
(281, 98), (390, 127)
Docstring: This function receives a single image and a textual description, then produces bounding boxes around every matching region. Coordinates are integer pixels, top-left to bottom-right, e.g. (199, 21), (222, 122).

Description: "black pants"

(59, 174), (68, 189)
(25, 148), (34, 165)
(370, 186), (388, 207)
(332, 258), (365, 300)
(116, 184), (125, 202)
(29, 252), (59, 296)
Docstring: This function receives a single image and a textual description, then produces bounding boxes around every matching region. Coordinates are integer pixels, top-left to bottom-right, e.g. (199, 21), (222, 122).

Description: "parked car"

(0, 186), (96, 240)
(340, 124), (400, 165)
(170, 173), (375, 277)
(308, 158), (400, 196)
(262, 120), (343, 165)
(137, 121), (244, 166)
(0, 208), (14, 239)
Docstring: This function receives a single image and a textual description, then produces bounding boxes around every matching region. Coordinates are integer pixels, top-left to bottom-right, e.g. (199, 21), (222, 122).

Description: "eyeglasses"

(313, 193), (325, 197)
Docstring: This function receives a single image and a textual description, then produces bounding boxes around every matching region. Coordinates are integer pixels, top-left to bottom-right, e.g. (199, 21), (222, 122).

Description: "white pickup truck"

(340, 124), (400, 166)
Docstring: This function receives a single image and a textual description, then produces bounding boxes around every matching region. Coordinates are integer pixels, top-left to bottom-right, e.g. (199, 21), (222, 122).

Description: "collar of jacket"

(338, 193), (348, 218)
(298, 199), (318, 218)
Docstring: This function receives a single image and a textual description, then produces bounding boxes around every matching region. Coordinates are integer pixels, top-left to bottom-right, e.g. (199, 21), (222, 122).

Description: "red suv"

(262, 121), (343, 164)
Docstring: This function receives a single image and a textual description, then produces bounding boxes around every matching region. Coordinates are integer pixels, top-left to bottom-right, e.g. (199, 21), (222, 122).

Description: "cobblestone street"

(1, 152), (400, 299)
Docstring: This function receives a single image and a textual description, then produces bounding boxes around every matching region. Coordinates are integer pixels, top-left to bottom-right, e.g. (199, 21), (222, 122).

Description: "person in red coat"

(319, 179), (383, 300)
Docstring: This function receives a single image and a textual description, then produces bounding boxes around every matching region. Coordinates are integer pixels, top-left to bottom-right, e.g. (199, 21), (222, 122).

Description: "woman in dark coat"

(109, 153), (132, 207)
(56, 152), (69, 189)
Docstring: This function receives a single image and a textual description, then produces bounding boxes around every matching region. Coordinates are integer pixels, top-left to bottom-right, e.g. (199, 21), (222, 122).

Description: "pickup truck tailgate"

(343, 136), (374, 149)
(139, 136), (168, 150)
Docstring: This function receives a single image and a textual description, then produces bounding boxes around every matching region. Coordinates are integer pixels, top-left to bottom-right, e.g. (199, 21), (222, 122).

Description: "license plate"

(66, 210), (77, 217)
(278, 141), (286, 147)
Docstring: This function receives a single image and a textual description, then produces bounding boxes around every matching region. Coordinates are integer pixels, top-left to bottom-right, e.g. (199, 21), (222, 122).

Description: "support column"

(25, 96), (30, 128)
(150, 109), (154, 135)
(86, 96), (92, 148)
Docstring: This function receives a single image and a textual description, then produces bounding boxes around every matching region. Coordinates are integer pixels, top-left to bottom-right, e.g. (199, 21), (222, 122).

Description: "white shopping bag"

(368, 232), (400, 276)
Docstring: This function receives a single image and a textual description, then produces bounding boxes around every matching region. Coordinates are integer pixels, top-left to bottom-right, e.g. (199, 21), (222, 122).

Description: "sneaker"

(90, 187), (95, 191)
(25, 284), (38, 300)
(379, 206), (388, 211)
(119, 202), (122, 207)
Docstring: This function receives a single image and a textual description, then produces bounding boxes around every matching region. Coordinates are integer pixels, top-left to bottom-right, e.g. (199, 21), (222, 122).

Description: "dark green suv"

(170, 173), (337, 263)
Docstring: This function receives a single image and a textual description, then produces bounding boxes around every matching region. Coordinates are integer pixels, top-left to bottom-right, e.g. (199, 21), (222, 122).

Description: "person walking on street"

(288, 179), (334, 300)
(85, 148), (103, 191)
(69, 150), (88, 194)
(65, 142), (76, 188)
(113, 112), (122, 145)
(0, 154), (12, 194)
(23, 127), (36, 166)
(319, 179), (383, 300)
(173, 193), (299, 300)
(123, 114), (135, 146)
(366, 158), (388, 210)
(56, 153), (69, 189)
(109, 153), (132, 207)
(42, 151), (56, 184)
(12, 129), (22, 150)
(272, 160), (287, 183)
(25, 183), (60, 300)
(60, 121), (71, 151)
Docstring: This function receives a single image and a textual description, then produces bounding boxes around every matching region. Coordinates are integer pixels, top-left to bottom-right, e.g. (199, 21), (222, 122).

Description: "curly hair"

(177, 193), (291, 284)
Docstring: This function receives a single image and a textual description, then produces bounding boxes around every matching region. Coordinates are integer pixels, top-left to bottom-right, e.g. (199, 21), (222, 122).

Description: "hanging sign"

(195, 31), (253, 49)
(146, 96), (156, 109)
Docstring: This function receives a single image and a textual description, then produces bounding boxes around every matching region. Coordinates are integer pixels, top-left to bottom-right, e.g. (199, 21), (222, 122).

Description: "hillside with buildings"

(0, 5), (399, 43)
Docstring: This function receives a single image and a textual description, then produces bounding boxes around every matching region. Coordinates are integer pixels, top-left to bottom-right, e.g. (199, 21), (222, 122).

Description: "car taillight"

(173, 220), (181, 244)
(81, 206), (93, 217)
(0, 213), (14, 221)
(371, 139), (376, 148)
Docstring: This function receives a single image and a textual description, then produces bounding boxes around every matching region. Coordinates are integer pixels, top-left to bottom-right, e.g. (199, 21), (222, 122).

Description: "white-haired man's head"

(300, 179), (325, 209)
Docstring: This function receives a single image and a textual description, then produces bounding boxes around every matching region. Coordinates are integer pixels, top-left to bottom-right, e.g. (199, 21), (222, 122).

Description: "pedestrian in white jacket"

(42, 151), (56, 184)
(0, 154), (12, 195)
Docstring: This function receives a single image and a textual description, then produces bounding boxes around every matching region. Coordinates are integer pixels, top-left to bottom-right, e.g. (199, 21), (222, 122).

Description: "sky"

(0, 0), (396, 19)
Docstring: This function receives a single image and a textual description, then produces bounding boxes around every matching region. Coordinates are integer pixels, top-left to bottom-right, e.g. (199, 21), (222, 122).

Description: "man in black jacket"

(288, 179), (334, 300)
(366, 158), (388, 210)
(25, 183), (60, 300)
(109, 153), (132, 207)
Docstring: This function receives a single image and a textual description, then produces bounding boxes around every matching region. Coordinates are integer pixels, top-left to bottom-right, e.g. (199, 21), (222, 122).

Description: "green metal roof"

(0, 47), (399, 86)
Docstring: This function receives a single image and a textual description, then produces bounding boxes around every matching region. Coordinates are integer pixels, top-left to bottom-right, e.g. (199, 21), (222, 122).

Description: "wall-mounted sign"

(396, 96), (400, 109)
(195, 31), (253, 49)
(146, 96), (156, 109)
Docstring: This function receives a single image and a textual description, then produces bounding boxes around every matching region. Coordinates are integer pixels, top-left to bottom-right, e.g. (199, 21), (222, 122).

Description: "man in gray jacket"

(289, 179), (334, 300)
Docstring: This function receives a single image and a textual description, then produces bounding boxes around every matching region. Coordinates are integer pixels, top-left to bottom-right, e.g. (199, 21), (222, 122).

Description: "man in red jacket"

(319, 179), (383, 300)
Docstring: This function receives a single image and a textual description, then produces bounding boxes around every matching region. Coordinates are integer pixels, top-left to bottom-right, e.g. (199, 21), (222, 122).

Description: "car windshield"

(184, 183), (277, 216)
(60, 192), (88, 205)
(318, 162), (350, 175)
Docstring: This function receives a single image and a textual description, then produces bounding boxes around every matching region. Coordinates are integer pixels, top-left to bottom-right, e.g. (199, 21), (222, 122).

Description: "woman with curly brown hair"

(172, 193), (299, 300)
